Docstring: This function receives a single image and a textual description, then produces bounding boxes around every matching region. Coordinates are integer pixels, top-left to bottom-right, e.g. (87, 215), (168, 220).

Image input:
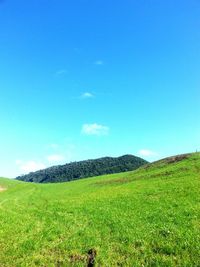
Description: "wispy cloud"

(47, 154), (65, 162)
(15, 160), (22, 165)
(49, 143), (59, 149)
(138, 149), (158, 157)
(82, 123), (109, 136)
(81, 92), (94, 99)
(94, 60), (104, 65)
(55, 69), (68, 76)
(16, 160), (46, 174)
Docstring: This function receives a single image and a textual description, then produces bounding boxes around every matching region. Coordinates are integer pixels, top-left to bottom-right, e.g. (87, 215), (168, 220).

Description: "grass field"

(0, 153), (200, 266)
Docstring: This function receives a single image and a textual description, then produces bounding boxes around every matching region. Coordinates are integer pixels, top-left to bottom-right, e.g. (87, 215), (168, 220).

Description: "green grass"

(0, 153), (200, 266)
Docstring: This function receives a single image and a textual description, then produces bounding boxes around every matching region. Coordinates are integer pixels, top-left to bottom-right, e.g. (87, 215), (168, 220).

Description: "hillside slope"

(16, 154), (147, 183)
(0, 153), (200, 266)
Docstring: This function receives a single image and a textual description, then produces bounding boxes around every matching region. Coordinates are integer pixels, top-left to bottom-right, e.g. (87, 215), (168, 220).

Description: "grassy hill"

(0, 153), (200, 266)
(16, 154), (147, 183)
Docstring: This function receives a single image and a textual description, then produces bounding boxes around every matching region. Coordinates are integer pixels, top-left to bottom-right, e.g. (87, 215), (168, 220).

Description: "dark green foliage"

(16, 155), (148, 183)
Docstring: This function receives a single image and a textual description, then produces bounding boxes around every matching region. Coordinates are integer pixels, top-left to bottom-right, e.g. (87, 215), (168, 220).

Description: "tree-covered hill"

(16, 154), (148, 183)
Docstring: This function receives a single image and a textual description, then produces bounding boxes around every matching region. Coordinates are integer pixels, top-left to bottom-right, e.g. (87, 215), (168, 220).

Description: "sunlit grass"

(0, 153), (200, 266)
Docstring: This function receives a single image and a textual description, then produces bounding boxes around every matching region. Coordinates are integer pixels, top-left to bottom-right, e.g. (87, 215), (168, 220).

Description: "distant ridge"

(16, 154), (148, 183)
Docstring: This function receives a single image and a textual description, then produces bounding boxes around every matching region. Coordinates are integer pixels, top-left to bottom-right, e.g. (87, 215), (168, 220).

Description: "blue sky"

(0, 0), (200, 177)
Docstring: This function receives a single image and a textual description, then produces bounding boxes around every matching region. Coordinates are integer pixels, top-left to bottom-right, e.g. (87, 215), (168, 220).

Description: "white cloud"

(15, 159), (22, 165)
(82, 123), (109, 136)
(55, 69), (68, 76)
(17, 161), (46, 173)
(81, 92), (94, 99)
(49, 143), (59, 149)
(94, 60), (103, 65)
(138, 149), (157, 157)
(47, 154), (65, 162)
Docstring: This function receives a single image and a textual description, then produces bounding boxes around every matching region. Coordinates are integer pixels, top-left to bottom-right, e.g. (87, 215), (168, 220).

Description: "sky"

(0, 0), (200, 178)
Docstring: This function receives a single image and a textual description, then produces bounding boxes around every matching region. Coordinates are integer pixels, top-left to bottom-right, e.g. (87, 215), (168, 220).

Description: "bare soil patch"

(0, 186), (6, 192)
(153, 153), (190, 165)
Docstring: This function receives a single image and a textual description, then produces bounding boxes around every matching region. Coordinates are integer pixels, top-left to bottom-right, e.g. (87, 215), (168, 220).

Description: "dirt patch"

(70, 254), (86, 264)
(148, 170), (174, 179)
(0, 186), (6, 192)
(87, 249), (97, 267)
(69, 249), (97, 266)
(153, 153), (190, 165)
(165, 154), (189, 164)
(95, 177), (131, 186)
(94, 175), (145, 186)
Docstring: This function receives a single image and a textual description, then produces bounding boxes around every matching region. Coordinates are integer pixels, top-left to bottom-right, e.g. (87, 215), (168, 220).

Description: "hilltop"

(0, 152), (200, 266)
(16, 154), (147, 183)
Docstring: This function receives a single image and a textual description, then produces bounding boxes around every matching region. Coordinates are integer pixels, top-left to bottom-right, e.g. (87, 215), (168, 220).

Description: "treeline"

(16, 155), (148, 183)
